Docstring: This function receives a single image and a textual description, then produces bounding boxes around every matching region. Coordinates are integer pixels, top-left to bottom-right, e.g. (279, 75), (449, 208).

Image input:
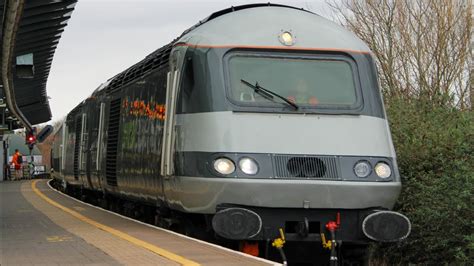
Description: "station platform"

(0, 179), (278, 265)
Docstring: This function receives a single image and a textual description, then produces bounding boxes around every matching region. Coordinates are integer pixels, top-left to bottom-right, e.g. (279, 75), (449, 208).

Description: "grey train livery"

(52, 4), (411, 264)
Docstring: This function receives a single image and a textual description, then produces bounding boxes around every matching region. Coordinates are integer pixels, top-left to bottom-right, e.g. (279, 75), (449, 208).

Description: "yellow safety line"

(31, 180), (200, 266)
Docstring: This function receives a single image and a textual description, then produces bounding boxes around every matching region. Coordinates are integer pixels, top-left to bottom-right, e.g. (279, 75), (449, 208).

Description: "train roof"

(178, 4), (370, 53)
(96, 3), (370, 95)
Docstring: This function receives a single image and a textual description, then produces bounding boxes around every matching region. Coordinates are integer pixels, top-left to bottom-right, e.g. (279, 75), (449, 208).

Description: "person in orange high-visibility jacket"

(10, 149), (22, 180)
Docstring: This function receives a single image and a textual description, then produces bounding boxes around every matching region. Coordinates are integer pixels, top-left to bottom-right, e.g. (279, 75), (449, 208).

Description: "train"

(51, 4), (411, 265)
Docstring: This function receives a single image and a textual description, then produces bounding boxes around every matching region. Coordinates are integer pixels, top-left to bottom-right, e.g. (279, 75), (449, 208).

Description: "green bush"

(373, 98), (473, 264)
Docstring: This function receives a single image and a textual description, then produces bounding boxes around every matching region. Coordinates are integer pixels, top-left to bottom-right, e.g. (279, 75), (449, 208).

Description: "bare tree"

(470, 0), (474, 108)
(328, 0), (472, 109)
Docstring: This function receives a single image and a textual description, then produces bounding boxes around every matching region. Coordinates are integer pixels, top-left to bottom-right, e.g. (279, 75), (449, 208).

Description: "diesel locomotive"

(52, 4), (411, 264)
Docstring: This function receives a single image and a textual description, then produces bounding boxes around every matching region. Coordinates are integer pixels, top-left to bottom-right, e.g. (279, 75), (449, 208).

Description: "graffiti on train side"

(122, 98), (165, 121)
(120, 96), (165, 152)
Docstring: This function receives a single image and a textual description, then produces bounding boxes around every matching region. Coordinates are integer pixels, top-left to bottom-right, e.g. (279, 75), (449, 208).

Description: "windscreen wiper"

(240, 79), (298, 110)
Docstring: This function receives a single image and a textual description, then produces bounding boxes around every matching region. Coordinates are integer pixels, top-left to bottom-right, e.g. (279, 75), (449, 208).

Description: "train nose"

(212, 208), (262, 240)
(362, 211), (411, 242)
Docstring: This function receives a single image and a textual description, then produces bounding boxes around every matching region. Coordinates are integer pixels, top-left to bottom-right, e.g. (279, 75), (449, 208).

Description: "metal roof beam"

(1, 0), (33, 131)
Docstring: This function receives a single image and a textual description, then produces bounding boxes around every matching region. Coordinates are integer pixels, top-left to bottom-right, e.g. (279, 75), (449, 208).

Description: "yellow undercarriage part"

(320, 233), (332, 249)
(272, 228), (286, 249)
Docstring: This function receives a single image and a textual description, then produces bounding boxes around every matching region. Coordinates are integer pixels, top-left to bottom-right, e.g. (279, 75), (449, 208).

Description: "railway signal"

(25, 130), (36, 149)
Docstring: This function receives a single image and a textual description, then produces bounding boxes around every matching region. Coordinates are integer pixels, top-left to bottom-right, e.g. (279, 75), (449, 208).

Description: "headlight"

(239, 157), (259, 175)
(354, 161), (371, 178)
(213, 157), (235, 175)
(375, 162), (392, 179)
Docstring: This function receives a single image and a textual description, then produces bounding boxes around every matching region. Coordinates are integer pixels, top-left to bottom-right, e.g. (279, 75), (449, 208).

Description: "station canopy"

(0, 0), (77, 131)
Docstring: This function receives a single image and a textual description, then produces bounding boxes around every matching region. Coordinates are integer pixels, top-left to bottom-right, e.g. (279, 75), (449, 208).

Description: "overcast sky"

(46, 0), (332, 122)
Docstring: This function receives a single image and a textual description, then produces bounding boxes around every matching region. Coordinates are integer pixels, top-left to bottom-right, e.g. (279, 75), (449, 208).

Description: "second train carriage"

(52, 3), (410, 262)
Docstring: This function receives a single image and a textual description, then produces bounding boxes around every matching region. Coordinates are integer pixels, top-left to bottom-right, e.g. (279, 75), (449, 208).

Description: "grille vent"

(106, 44), (172, 93)
(273, 155), (339, 179)
(105, 98), (121, 186)
(73, 116), (82, 180)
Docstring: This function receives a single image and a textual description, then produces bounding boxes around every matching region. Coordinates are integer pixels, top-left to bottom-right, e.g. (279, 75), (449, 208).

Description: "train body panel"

(174, 112), (395, 157)
(53, 65), (170, 203)
(114, 67), (168, 202)
(164, 176), (401, 214)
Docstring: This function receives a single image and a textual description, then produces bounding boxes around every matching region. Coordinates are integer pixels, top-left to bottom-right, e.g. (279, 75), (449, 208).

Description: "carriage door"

(95, 102), (106, 188)
(78, 112), (91, 188)
(85, 101), (96, 189)
(161, 49), (184, 177)
(60, 122), (67, 176)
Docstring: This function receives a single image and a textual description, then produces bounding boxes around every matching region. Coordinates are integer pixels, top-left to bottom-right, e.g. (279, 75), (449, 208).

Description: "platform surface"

(0, 179), (278, 266)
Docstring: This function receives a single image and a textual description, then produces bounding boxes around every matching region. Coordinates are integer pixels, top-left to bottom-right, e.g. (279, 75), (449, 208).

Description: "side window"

(177, 57), (195, 113)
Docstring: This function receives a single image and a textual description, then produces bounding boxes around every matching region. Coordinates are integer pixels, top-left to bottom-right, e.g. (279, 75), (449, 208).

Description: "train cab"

(161, 5), (410, 244)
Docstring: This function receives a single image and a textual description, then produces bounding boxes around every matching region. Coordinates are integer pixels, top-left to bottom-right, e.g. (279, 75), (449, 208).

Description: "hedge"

(373, 98), (473, 264)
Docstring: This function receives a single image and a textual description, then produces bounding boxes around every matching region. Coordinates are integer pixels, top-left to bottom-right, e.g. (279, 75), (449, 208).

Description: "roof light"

(279, 31), (295, 46)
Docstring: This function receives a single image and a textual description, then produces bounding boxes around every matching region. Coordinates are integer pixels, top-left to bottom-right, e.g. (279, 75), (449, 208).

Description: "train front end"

(166, 5), (410, 252)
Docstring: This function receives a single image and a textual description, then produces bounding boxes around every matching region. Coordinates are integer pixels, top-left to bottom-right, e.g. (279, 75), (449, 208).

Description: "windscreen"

(227, 54), (358, 109)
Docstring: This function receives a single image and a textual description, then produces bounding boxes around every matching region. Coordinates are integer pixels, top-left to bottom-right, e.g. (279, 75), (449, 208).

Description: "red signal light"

(25, 132), (36, 145)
